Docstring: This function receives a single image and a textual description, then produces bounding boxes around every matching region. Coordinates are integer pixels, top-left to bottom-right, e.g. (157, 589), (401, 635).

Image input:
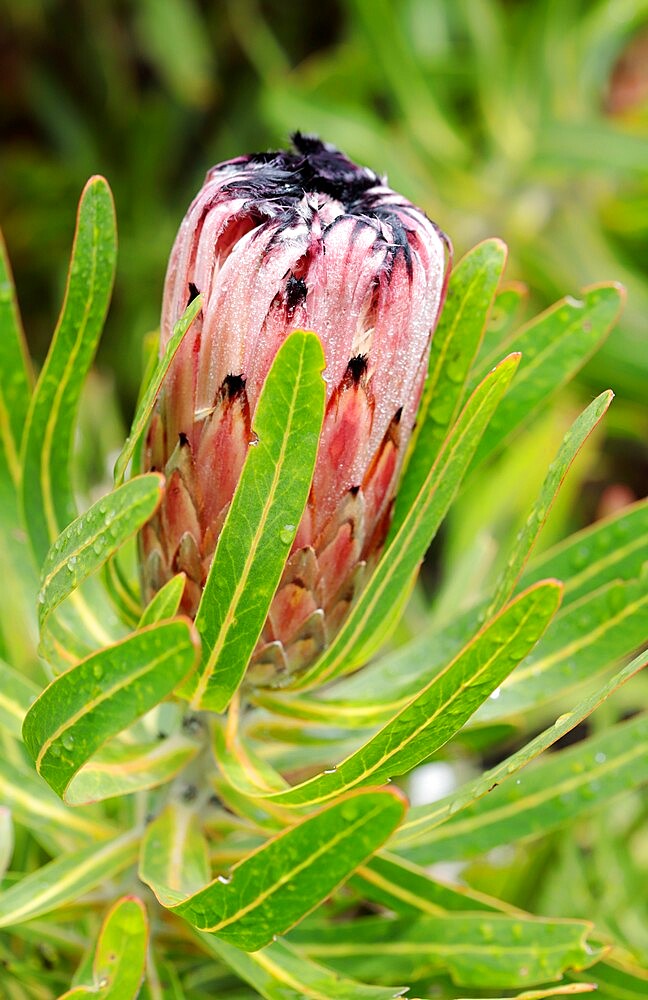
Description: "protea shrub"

(1, 138), (644, 1000)
(140, 134), (449, 683)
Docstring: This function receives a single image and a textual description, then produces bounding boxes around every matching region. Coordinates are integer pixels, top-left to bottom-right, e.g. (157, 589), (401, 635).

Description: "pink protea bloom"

(141, 134), (449, 683)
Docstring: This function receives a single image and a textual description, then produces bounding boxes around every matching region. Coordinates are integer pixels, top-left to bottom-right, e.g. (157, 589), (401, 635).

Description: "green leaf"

(64, 732), (201, 806)
(456, 985), (596, 1000)
(38, 474), (164, 628)
(476, 281), (528, 366)
(138, 572), (186, 626)
(0, 658), (39, 738)
(392, 239), (507, 537)
(103, 552), (142, 627)
(485, 390), (613, 614)
(113, 296), (202, 484)
(585, 956), (648, 1000)
(468, 284), (624, 471)
(200, 934), (408, 1000)
(291, 352), (521, 691)
(401, 713), (648, 863)
(0, 755), (115, 851)
(184, 329), (326, 712)
(0, 831), (139, 927)
(0, 228), (32, 496)
(20, 177), (117, 564)
(522, 496), (648, 607)
(212, 718), (289, 799)
(290, 912), (596, 988)
(140, 788), (405, 950)
(58, 896), (148, 999)
(394, 648), (647, 852)
(22, 620), (200, 801)
(258, 582), (561, 809)
(137, 804), (211, 900)
(475, 572), (648, 722)
(0, 808), (13, 879)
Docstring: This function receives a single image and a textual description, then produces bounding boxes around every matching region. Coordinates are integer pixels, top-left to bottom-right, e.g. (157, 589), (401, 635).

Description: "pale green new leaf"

(184, 330), (326, 712)
(257, 582), (561, 809)
(113, 295), (202, 484)
(22, 620), (200, 801)
(141, 788), (405, 951)
(38, 473), (164, 628)
(0, 831), (139, 927)
(58, 896), (148, 999)
(20, 177), (117, 564)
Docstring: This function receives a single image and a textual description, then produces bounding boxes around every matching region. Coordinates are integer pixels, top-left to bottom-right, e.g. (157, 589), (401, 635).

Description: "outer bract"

(141, 134), (449, 683)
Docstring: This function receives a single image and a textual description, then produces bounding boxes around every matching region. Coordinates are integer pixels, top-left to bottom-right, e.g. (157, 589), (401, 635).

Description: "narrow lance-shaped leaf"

(485, 390), (613, 616)
(256, 497), (648, 728)
(0, 755), (115, 851)
(183, 330), (326, 712)
(289, 912), (597, 989)
(0, 808), (13, 880)
(399, 712), (648, 864)
(22, 620), (200, 801)
(0, 658), (39, 738)
(140, 788), (405, 951)
(475, 571), (648, 723)
(38, 473), (164, 628)
(0, 229), (33, 496)
(63, 731), (201, 807)
(113, 296), (202, 484)
(0, 831), (139, 928)
(200, 934), (409, 1000)
(252, 581), (561, 809)
(467, 283), (624, 472)
(138, 572), (186, 627)
(291, 352), (521, 691)
(393, 238), (507, 537)
(58, 896), (149, 1000)
(20, 177), (117, 564)
(521, 495), (648, 606)
(394, 648), (648, 851)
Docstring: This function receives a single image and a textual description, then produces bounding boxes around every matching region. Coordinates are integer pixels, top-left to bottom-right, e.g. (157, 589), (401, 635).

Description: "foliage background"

(1, 1), (647, 995)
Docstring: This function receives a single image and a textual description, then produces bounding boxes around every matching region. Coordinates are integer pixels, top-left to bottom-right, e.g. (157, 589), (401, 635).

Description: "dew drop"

(62, 735), (75, 751)
(93, 663), (103, 680)
(594, 752), (606, 765)
(323, 766), (337, 775)
(66, 556), (77, 572)
(490, 686), (501, 700)
(555, 712), (572, 727)
(50, 743), (62, 758)
(217, 874), (232, 885)
(279, 524), (295, 545)
(248, 432), (259, 447)
(37, 591), (46, 605)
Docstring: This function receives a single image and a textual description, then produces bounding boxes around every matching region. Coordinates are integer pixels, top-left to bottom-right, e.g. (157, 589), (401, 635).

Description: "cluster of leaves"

(0, 178), (646, 999)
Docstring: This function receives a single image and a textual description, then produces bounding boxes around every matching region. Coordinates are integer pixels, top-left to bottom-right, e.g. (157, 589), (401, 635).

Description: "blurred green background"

(1, 0), (647, 497)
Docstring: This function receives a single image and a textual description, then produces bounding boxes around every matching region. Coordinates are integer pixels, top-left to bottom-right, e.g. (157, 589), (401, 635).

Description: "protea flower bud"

(141, 134), (449, 683)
